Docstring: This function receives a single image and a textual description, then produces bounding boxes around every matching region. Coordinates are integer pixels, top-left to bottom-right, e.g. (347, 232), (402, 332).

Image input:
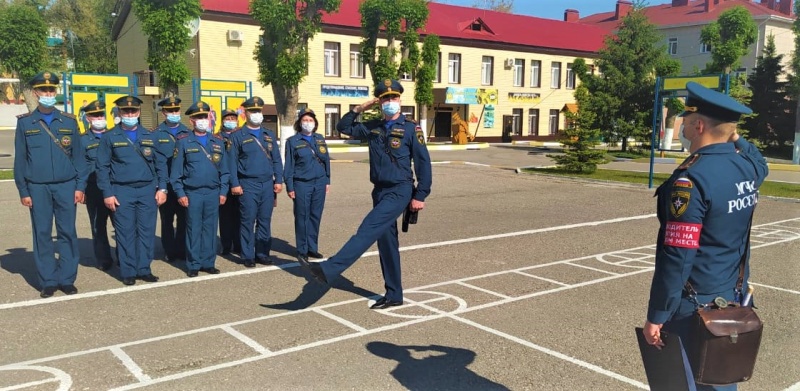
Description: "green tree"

(131, 0), (201, 96)
(789, 0), (800, 164)
(0, 2), (48, 110)
(47, 0), (117, 74)
(571, 5), (680, 152)
(700, 6), (758, 74)
(547, 85), (608, 173)
(414, 34), (439, 138)
(251, 0), (342, 145)
(743, 34), (793, 146)
(472, 0), (513, 13)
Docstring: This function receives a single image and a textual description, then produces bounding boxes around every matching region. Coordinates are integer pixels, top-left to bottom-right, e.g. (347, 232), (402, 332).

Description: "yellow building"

(112, 0), (608, 141)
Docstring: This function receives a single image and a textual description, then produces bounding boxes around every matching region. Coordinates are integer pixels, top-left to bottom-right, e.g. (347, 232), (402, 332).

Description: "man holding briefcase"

(642, 82), (768, 390)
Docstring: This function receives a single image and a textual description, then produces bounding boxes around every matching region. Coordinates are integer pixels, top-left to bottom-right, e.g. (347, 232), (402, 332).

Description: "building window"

(324, 42), (340, 77)
(549, 109), (560, 135)
(400, 71), (413, 81)
(668, 38), (678, 55)
(566, 63), (576, 90)
(296, 103), (308, 118)
(401, 105), (415, 120)
(448, 53), (461, 84)
(528, 109), (539, 136)
(701, 42), (712, 53)
(530, 60), (541, 88)
(551, 62), (561, 89)
(434, 52), (441, 83)
(512, 108), (522, 136)
(513, 59), (524, 87)
(481, 56), (493, 85)
(349, 44), (364, 78)
(325, 104), (340, 137)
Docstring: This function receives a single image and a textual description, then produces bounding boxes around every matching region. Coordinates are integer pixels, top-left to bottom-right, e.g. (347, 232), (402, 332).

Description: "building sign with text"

(321, 85), (370, 98)
(508, 92), (541, 103)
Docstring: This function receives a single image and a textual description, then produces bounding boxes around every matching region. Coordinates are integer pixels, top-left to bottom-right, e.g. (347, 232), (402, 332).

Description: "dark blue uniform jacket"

(95, 126), (168, 198)
(284, 132), (331, 193)
(170, 133), (230, 198)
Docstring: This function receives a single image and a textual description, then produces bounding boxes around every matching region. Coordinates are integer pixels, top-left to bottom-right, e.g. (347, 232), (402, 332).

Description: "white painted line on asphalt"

(512, 270), (570, 287)
(464, 162), (491, 167)
(785, 380), (800, 391)
(312, 308), (368, 333)
(456, 281), (512, 299)
(110, 347), (151, 383)
(0, 379), (59, 391)
(0, 179), (14, 183)
(749, 282), (800, 296)
(0, 213), (657, 311)
(565, 262), (620, 275)
(221, 326), (272, 356)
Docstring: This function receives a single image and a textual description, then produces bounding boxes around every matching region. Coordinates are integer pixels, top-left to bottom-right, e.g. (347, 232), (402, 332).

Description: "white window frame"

(513, 59), (524, 87)
(528, 109), (539, 136)
(549, 109), (559, 135)
(566, 63), (576, 90)
(668, 38), (678, 55)
(481, 56), (493, 85)
(701, 42), (712, 53)
(551, 62), (561, 89)
(324, 104), (340, 137)
(530, 60), (541, 88)
(324, 42), (340, 77)
(448, 53), (461, 84)
(349, 44), (364, 78)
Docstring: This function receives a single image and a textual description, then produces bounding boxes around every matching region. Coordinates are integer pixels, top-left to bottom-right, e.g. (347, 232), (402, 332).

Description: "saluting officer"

(297, 79), (432, 310)
(642, 82), (769, 391)
(153, 96), (189, 263)
(96, 96), (168, 286)
(13, 71), (89, 298)
(227, 97), (283, 268)
(218, 109), (242, 255)
(284, 109), (330, 260)
(171, 101), (229, 277)
(80, 100), (114, 270)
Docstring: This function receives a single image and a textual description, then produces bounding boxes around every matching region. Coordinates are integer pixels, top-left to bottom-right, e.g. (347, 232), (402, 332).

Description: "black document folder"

(635, 327), (696, 391)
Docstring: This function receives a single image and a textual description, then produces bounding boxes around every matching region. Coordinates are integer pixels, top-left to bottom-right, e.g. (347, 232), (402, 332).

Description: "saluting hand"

(409, 199), (425, 212)
(20, 197), (33, 208)
(231, 186), (243, 196)
(219, 195), (226, 205)
(155, 191), (167, 206)
(178, 196), (189, 208)
(74, 191), (85, 205)
(354, 98), (379, 114)
(104, 196), (120, 212)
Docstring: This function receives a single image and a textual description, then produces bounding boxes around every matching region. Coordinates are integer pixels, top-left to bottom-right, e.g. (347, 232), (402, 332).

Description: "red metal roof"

(580, 0), (792, 31)
(200, 0), (608, 54)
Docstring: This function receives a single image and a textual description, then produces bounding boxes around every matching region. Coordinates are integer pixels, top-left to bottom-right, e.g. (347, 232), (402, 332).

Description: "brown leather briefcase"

(688, 305), (763, 385)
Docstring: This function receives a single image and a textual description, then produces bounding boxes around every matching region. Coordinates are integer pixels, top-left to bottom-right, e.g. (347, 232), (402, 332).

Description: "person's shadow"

(270, 237), (298, 259)
(366, 342), (511, 391)
(260, 263), (379, 311)
(0, 248), (39, 289)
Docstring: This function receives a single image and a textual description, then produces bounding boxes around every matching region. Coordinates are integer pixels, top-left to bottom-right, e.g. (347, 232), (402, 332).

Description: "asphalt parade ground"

(0, 148), (798, 390)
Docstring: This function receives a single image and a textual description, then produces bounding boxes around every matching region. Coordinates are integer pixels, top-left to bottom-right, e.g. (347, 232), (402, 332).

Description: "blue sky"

(435, 0), (673, 20)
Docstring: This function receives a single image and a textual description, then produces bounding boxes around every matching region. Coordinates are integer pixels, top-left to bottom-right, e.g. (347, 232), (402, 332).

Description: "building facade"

(112, 0), (607, 141)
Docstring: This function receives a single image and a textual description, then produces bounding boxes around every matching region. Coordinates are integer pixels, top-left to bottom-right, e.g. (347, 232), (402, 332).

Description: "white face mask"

(678, 124), (692, 151)
(194, 119), (210, 132)
(90, 119), (107, 130)
(300, 122), (315, 134)
(248, 112), (264, 125)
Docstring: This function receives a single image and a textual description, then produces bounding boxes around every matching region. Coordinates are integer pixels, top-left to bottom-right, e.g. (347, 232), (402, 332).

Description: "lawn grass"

(0, 170), (12, 180)
(522, 167), (800, 199)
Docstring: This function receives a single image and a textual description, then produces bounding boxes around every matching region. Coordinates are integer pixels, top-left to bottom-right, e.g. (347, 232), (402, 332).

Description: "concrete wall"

(0, 104), (28, 128)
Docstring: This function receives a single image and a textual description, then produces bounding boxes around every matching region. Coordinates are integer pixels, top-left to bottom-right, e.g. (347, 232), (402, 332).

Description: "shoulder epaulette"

(677, 154), (700, 170)
(61, 112), (77, 120)
(176, 133), (189, 140)
(404, 115), (416, 124)
(16, 112), (31, 119)
(213, 134), (224, 140)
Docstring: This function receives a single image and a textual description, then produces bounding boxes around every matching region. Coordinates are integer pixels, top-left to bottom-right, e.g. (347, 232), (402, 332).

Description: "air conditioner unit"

(227, 30), (243, 42)
(505, 58), (515, 68)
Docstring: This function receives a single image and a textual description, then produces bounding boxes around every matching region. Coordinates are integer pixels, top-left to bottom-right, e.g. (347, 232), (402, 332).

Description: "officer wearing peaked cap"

(218, 108), (242, 255)
(228, 96), (283, 267)
(153, 96), (190, 263)
(96, 95), (168, 286)
(642, 82), (768, 390)
(80, 100), (114, 271)
(171, 101), (229, 277)
(296, 79), (432, 311)
(14, 71), (89, 298)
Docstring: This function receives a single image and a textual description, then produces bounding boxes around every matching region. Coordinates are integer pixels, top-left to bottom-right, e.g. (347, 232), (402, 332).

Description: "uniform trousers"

(239, 178), (275, 260)
(292, 176), (327, 255)
(85, 180), (112, 264)
(112, 184), (157, 279)
(320, 183), (412, 302)
(219, 190), (241, 253)
(159, 185), (186, 259)
(185, 188), (219, 271)
(28, 181), (79, 288)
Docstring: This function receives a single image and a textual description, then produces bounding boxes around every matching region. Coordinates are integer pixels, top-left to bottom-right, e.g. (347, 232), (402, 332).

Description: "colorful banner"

(444, 87), (498, 105)
(321, 84), (369, 98)
(72, 91), (98, 134)
(507, 92), (541, 103)
(226, 96), (247, 127)
(103, 93), (127, 126)
(199, 96), (222, 133)
(484, 105), (495, 128)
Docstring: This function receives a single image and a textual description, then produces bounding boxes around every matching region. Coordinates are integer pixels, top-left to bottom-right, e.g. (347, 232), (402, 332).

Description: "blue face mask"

(121, 117), (139, 127)
(381, 102), (400, 116)
(38, 96), (57, 108)
(166, 113), (181, 123)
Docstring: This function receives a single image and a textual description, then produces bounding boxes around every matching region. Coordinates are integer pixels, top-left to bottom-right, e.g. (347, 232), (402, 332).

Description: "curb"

(328, 142), (490, 154)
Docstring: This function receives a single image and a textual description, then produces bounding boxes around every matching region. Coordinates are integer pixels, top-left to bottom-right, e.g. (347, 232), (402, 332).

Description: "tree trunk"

(793, 98), (800, 164)
(663, 106), (677, 150)
(272, 82), (299, 165)
(419, 103), (428, 139)
(22, 87), (38, 112)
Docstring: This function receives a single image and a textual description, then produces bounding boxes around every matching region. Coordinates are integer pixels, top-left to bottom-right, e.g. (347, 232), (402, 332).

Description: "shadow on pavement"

(366, 341), (511, 391)
(260, 262), (379, 311)
(0, 247), (38, 289)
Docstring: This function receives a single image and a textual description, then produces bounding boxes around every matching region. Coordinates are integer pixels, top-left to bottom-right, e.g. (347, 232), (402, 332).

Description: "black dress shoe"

(220, 248), (231, 256)
(40, 286), (57, 298)
(243, 259), (256, 268)
(200, 267), (220, 274)
(296, 256), (327, 284)
(137, 274), (159, 283)
(122, 277), (136, 286)
(307, 251), (324, 259)
(60, 284), (78, 295)
(370, 297), (403, 310)
(256, 257), (272, 265)
(187, 270), (199, 277)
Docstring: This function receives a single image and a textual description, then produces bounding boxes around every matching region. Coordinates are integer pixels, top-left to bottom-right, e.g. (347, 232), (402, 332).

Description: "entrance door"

(502, 115), (514, 142)
(435, 111), (452, 138)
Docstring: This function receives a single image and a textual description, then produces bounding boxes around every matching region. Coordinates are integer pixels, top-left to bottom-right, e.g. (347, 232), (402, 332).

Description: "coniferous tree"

(744, 35), (793, 147)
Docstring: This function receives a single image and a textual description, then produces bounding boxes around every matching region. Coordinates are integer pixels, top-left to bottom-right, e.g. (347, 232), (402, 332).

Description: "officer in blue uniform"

(642, 82), (769, 391)
(284, 109), (330, 259)
(153, 96), (189, 263)
(96, 96), (168, 286)
(227, 97), (284, 267)
(14, 71), (89, 298)
(80, 100), (114, 270)
(297, 79), (432, 310)
(171, 101), (230, 277)
(218, 109), (242, 255)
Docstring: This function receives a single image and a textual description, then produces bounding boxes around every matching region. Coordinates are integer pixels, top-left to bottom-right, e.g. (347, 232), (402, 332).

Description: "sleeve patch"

(670, 190), (690, 218)
(664, 222), (702, 249)
(416, 130), (425, 145)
